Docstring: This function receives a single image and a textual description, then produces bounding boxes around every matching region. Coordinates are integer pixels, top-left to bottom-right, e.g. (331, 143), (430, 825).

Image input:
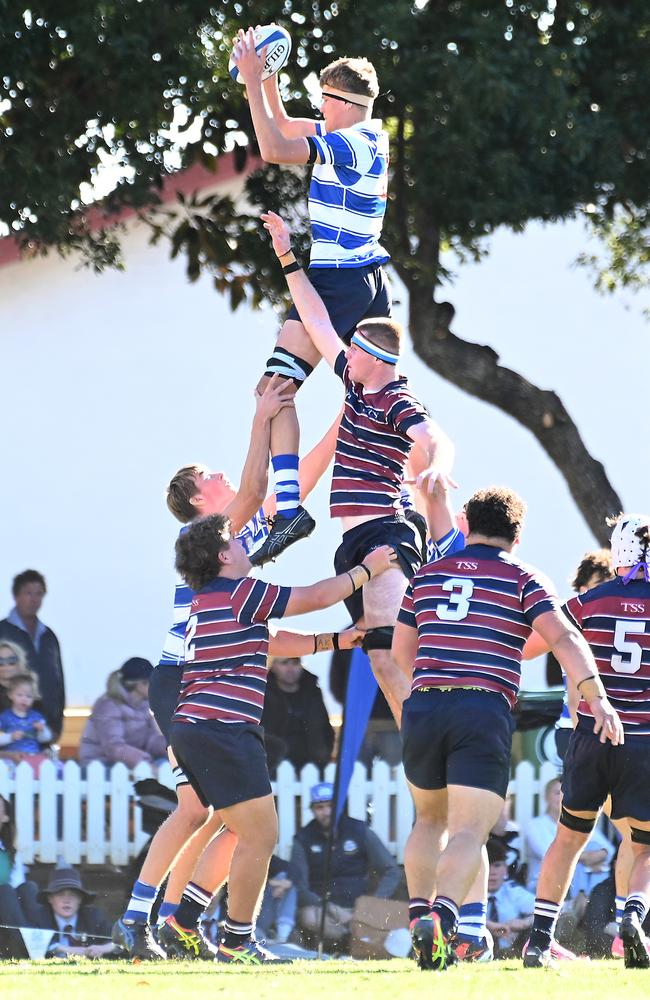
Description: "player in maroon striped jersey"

(523, 514), (650, 970)
(391, 483), (622, 971)
(262, 210), (455, 728)
(157, 513), (397, 964)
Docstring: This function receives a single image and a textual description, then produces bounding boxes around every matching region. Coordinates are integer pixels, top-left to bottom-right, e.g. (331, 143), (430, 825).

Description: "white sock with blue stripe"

(272, 454), (300, 518)
(124, 879), (158, 923)
(457, 901), (487, 941)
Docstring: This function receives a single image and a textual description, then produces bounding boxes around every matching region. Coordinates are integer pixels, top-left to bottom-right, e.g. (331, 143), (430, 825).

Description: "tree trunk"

(405, 282), (623, 545)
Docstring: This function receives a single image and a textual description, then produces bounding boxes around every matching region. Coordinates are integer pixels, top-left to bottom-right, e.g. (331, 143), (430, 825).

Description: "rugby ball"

(229, 24), (292, 84)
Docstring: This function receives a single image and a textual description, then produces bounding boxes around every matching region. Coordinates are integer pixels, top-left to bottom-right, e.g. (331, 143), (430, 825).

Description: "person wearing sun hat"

(25, 866), (117, 958)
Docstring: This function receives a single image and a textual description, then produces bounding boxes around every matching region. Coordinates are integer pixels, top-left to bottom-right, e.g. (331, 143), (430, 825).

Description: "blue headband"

(351, 330), (399, 364)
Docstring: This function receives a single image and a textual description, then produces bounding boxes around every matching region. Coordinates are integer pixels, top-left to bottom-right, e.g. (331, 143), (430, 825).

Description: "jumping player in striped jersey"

(523, 514), (650, 970)
(157, 513), (396, 964)
(261, 210), (454, 728)
(114, 379), (339, 960)
(232, 32), (391, 564)
(391, 483), (623, 971)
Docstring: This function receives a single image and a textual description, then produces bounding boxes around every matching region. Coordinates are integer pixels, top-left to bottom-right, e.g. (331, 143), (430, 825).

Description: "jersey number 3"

(437, 579), (475, 621)
(611, 620), (646, 674)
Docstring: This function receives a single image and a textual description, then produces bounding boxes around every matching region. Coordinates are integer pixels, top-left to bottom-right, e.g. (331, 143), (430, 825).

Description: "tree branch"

(406, 282), (623, 544)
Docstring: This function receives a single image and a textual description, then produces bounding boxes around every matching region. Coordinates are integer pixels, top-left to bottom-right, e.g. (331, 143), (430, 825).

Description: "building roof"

(0, 151), (259, 269)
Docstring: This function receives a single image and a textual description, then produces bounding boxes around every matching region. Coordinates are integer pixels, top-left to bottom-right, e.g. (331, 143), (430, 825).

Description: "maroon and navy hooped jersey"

(564, 577), (650, 737)
(330, 351), (428, 518)
(173, 576), (291, 726)
(398, 544), (559, 708)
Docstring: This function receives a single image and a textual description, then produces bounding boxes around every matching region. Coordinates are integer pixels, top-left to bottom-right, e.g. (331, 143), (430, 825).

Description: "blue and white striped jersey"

(158, 508), (268, 668)
(308, 120), (390, 269)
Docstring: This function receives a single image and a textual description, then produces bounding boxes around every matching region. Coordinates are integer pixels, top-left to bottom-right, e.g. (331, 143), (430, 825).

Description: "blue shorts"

(401, 688), (515, 798)
(555, 726), (572, 762)
(169, 719), (272, 811)
(334, 514), (424, 623)
(148, 666), (182, 743)
(562, 724), (650, 822)
(286, 263), (391, 344)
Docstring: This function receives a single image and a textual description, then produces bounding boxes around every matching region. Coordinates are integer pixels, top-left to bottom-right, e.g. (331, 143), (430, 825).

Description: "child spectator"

(79, 657), (166, 769)
(30, 867), (117, 958)
(0, 641), (28, 713)
(0, 674), (52, 755)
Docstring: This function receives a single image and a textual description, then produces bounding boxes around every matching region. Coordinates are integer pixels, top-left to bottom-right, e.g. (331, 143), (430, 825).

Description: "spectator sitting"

(0, 570), (65, 739)
(256, 854), (298, 944)
(79, 658), (166, 769)
(524, 777), (614, 897)
(262, 656), (334, 775)
(486, 838), (535, 958)
(0, 794), (32, 958)
(0, 641), (29, 713)
(490, 795), (524, 884)
(290, 782), (400, 947)
(0, 674), (52, 766)
(27, 867), (116, 958)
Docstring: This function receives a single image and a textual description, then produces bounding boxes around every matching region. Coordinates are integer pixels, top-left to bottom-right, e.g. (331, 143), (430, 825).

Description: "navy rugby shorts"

(148, 665), (183, 744)
(334, 514), (424, 623)
(401, 688), (515, 799)
(562, 723), (650, 821)
(169, 719), (272, 811)
(286, 263), (391, 344)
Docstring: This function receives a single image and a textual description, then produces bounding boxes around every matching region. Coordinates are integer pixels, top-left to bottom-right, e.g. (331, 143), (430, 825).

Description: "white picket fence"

(0, 757), (559, 866)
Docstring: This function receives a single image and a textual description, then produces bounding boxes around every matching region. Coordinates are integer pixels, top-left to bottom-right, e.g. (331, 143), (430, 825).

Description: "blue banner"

(334, 647), (377, 821)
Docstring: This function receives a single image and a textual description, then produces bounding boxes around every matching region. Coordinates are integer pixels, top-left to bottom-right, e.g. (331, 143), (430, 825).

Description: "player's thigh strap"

(630, 825), (650, 845)
(362, 626), (394, 651)
(264, 347), (314, 387)
(559, 806), (596, 834)
(172, 763), (190, 788)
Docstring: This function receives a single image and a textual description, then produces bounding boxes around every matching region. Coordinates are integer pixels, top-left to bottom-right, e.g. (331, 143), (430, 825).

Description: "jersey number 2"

(611, 620), (645, 674)
(184, 614), (198, 663)
(437, 579), (474, 621)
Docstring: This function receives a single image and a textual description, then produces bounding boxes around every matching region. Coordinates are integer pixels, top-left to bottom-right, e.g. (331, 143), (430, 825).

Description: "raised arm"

(269, 624), (364, 658)
(262, 73), (320, 139)
(232, 29), (314, 164)
(261, 210), (344, 367)
(408, 420), (456, 488)
(224, 374), (295, 533)
(283, 545), (397, 617)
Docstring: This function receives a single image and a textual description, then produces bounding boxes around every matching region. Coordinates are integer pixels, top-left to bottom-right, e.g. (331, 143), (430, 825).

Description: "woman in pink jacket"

(79, 658), (166, 768)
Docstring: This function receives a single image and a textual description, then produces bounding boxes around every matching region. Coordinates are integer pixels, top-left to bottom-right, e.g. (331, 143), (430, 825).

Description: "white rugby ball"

(229, 24), (292, 84)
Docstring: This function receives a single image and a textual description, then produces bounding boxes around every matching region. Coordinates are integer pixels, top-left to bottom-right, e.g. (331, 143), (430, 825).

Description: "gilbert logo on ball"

(229, 24), (292, 83)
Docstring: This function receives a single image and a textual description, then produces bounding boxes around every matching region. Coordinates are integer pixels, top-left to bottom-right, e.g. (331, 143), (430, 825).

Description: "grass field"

(0, 958), (648, 1000)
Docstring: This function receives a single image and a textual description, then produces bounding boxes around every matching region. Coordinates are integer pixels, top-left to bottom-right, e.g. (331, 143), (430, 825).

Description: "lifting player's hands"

(337, 625), (367, 650)
(231, 28), (264, 86)
(590, 696), (625, 746)
(261, 211), (292, 257)
(254, 373), (295, 421)
(363, 545), (399, 578)
(416, 466), (458, 496)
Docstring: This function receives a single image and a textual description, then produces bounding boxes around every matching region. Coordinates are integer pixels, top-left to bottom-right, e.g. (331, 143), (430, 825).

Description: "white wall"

(1, 213), (648, 712)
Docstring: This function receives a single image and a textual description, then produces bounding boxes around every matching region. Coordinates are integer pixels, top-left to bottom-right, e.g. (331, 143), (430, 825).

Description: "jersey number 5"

(184, 614), (198, 663)
(436, 579), (475, 622)
(611, 620), (646, 674)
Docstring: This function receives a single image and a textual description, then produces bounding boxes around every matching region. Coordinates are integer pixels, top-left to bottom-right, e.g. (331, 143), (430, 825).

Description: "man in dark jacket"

(262, 657), (334, 775)
(290, 781), (400, 945)
(0, 570), (65, 738)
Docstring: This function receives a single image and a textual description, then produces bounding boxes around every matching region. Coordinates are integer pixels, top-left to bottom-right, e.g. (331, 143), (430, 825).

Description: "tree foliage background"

(2, 1), (649, 541)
